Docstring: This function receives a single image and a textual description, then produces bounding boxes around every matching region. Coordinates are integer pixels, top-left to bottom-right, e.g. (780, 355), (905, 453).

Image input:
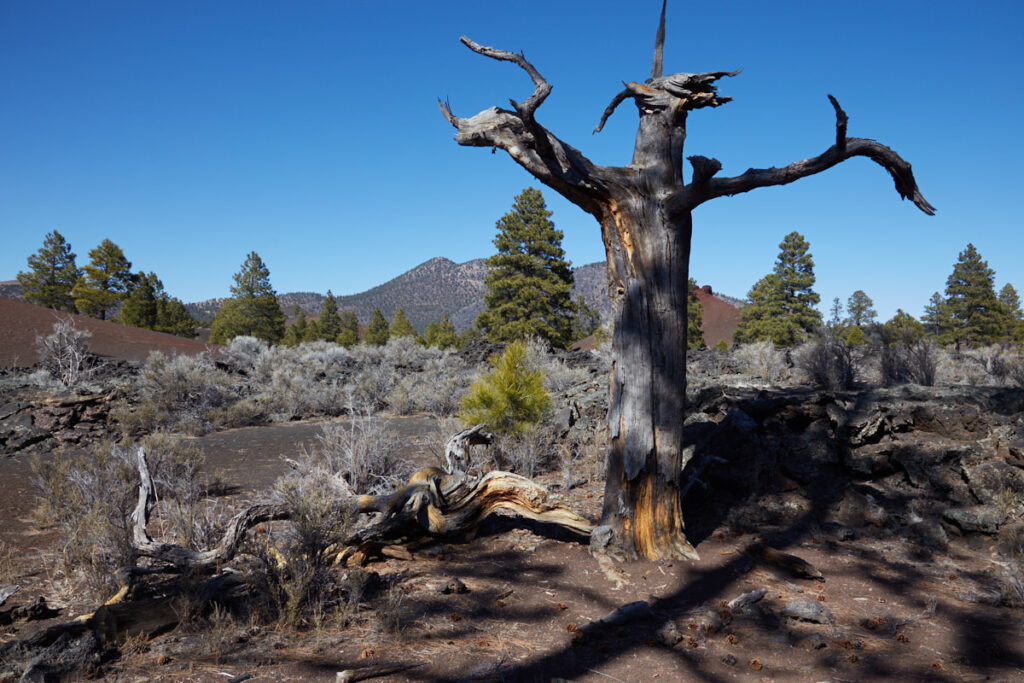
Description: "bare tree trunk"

(597, 207), (696, 559)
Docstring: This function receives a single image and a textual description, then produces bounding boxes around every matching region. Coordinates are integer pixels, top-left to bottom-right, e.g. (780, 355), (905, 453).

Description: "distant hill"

(183, 257), (742, 337)
(0, 296), (209, 368)
(0, 281), (23, 300)
(8, 259), (741, 341)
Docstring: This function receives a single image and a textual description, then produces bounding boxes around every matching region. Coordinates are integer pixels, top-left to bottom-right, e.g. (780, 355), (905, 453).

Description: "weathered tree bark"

(441, 2), (932, 560)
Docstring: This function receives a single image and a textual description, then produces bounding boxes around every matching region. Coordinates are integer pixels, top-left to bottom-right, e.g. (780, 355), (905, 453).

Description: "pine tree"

(71, 239), (134, 319)
(921, 291), (953, 343)
(209, 252), (286, 345)
(476, 188), (575, 349)
(569, 295), (602, 342)
(424, 314), (461, 350)
(17, 230), (81, 312)
(116, 271), (197, 338)
(317, 291), (342, 341)
(154, 296), (197, 338)
(845, 290), (877, 327)
(944, 244), (1003, 348)
(336, 311), (360, 348)
(283, 307), (308, 346)
(734, 232), (822, 347)
(998, 283), (1022, 341)
(687, 279), (705, 349)
(117, 271), (162, 330)
(363, 308), (389, 346)
(302, 319), (321, 343)
(881, 309), (926, 346)
(389, 307), (418, 339)
(458, 340), (550, 435)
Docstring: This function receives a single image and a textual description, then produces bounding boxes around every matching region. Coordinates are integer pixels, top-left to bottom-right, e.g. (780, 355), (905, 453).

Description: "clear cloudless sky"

(2, 1), (1021, 321)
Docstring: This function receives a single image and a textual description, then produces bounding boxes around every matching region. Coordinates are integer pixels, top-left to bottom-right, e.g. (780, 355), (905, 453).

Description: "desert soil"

(2, 413), (1023, 682)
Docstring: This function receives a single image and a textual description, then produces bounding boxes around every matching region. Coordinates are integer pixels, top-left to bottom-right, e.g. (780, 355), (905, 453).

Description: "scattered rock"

(440, 578), (468, 595)
(943, 506), (1002, 535)
(727, 587), (767, 613)
(654, 620), (683, 647)
(782, 600), (834, 625)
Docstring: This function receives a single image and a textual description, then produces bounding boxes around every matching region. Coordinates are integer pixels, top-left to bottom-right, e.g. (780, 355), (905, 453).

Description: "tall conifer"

(209, 252), (286, 344)
(72, 238), (134, 319)
(389, 308), (417, 339)
(317, 291), (342, 341)
(364, 308), (390, 346)
(476, 188), (575, 349)
(336, 311), (360, 348)
(944, 244), (1003, 348)
(17, 230), (81, 312)
(734, 232), (822, 347)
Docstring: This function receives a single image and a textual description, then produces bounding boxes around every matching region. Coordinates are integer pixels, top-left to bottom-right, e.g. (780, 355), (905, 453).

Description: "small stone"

(782, 599), (834, 625)
(441, 578), (468, 594)
(720, 653), (737, 666)
(654, 621), (683, 647)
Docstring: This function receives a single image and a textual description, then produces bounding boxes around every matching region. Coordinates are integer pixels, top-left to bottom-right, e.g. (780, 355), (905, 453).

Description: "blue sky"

(2, 1), (1021, 321)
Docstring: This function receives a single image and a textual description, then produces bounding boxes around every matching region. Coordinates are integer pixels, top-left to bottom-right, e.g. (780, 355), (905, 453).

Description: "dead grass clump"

(794, 330), (857, 390)
(247, 472), (353, 628)
(0, 541), (16, 588)
(734, 340), (787, 383)
(31, 434), (208, 602)
(491, 423), (557, 478)
(878, 339), (939, 386)
(307, 407), (408, 495)
(35, 317), (95, 387)
(31, 442), (138, 601)
(375, 577), (407, 635)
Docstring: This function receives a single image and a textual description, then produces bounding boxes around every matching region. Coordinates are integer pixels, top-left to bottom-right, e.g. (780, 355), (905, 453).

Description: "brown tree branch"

(440, 39), (617, 216)
(458, 37), (551, 120)
(676, 97), (935, 215)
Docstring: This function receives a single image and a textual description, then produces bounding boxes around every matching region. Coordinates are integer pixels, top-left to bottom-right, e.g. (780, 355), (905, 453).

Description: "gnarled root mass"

(2, 424), (592, 680)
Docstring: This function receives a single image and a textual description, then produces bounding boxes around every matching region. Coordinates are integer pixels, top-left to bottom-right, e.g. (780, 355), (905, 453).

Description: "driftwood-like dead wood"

(128, 423), (590, 573)
(442, 4), (933, 561)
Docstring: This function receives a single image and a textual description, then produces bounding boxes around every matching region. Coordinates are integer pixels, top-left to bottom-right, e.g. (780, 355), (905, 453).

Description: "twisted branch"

(459, 37), (551, 121)
(672, 96), (935, 215)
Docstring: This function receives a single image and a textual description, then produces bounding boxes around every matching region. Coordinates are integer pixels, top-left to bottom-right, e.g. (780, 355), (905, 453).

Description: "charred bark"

(442, 4), (932, 560)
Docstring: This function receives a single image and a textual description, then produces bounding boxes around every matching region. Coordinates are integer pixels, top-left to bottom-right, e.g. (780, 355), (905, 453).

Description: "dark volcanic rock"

(943, 506), (1003, 535)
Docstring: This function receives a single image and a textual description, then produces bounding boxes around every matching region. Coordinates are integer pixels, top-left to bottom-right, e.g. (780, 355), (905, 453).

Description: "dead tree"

(441, 2), (933, 560)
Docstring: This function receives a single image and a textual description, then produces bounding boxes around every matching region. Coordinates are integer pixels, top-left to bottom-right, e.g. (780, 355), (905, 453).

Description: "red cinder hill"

(0, 296), (211, 368)
(692, 284), (742, 348)
(572, 284), (741, 351)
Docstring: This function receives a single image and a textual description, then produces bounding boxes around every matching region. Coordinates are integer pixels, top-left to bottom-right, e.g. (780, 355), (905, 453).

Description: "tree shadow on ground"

(459, 384), (1024, 682)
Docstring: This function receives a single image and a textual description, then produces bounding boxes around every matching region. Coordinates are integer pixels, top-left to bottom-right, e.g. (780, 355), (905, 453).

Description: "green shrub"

(458, 340), (550, 435)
